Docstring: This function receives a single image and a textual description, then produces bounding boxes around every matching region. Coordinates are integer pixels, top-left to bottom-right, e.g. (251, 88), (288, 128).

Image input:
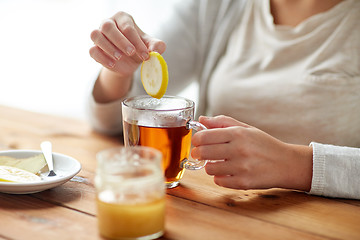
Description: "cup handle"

(180, 120), (208, 170)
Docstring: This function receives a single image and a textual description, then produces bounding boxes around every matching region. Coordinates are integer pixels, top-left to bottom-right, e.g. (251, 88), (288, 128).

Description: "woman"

(88, 0), (360, 199)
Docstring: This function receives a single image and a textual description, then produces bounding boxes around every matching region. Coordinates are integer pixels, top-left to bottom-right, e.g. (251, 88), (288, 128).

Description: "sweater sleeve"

(309, 142), (360, 199)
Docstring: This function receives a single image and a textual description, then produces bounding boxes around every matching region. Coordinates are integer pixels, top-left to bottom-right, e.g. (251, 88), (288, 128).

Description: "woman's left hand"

(191, 115), (313, 191)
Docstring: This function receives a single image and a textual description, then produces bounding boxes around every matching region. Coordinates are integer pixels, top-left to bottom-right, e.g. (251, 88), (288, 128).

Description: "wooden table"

(0, 105), (359, 240)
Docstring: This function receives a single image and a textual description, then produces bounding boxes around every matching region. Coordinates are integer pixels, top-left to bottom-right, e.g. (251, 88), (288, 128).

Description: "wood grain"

(0, 194), (98, 240)
(169, 170), (360, 240)
(1, 105), (360, 240)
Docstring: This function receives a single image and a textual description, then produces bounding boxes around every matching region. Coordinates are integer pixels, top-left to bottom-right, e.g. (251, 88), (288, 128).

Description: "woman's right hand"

(89, 11), (166, 103)
(90, 11), (166, 77)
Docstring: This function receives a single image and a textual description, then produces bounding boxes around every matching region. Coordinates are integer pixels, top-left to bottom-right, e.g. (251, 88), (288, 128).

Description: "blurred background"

(0, 0), (196, 120)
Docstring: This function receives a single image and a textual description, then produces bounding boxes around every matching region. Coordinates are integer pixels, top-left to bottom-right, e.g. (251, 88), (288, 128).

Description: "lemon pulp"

(140, 52), (168, 99)
(0, 165), (41, 183)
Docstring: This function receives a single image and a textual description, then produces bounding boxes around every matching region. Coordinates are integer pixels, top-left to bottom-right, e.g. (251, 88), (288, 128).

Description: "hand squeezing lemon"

(141, 52), (168, 99)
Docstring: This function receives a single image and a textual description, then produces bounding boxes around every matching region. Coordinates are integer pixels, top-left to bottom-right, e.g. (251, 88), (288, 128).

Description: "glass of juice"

(122, 95), (208, 189)
(95, 146), (165, 240)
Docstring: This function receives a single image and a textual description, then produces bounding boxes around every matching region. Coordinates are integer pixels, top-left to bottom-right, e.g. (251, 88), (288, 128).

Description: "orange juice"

(96, 197), (165, 240)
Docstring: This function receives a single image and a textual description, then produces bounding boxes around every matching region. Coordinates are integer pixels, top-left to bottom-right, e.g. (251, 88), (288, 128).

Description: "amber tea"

(122, 95), (208, 188)
(124, 121), (192, 186)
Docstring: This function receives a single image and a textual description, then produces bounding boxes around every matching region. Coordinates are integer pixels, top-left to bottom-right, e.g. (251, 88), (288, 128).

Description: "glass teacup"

(122, 95), (208, 188)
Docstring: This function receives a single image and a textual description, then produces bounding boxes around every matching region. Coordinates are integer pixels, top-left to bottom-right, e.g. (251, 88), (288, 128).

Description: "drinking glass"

(95, 146), (165, 240)
(122, 95), (208, 188)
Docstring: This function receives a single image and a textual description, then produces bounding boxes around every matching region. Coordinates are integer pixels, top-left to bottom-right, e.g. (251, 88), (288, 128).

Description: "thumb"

(199, 115), (250, 129)
(142, 35), (166, 54)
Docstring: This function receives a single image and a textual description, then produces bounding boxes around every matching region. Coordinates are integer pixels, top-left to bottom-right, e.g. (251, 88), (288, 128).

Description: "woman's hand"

(89, 12), (166, 103)
(90, 11), (166, 76)
(191, 116), (313, 192)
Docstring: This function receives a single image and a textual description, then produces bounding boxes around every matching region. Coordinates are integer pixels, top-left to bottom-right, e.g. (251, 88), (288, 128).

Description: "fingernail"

(141, 52), (149, 61)
(114, 51), (122, 60)
(108, 61), (115, 68)
(126, 46), (135, 56)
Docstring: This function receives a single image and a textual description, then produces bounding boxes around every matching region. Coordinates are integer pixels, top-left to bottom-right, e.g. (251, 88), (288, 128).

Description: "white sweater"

(88, 0), (360, 199)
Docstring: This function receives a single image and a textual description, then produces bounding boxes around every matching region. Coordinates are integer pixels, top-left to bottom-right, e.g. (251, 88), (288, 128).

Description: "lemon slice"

(141, 52), (168, 99)
(0, 165), (41, 183)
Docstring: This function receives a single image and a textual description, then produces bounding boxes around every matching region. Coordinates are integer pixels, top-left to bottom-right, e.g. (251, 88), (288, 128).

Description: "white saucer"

(0, 150), (81, 194)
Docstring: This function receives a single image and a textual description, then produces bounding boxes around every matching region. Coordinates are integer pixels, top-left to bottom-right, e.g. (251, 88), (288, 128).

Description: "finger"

(192, 128), (233, 146)
(99, 19), (137, 57)
(89, 46), (115, 69)
(142, 34), (166, 54)
(191, 143), (230, 160)
(204, 161), (232, 176)
(90, 29), (123, 61)
(113, 15), (149, 61)
(213, 175), (251, 190)
(199, 115), (250, 129)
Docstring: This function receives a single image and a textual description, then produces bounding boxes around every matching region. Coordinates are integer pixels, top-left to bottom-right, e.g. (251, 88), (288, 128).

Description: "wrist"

(283, 144), (313, 192)
(93, 68), (133, 103)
